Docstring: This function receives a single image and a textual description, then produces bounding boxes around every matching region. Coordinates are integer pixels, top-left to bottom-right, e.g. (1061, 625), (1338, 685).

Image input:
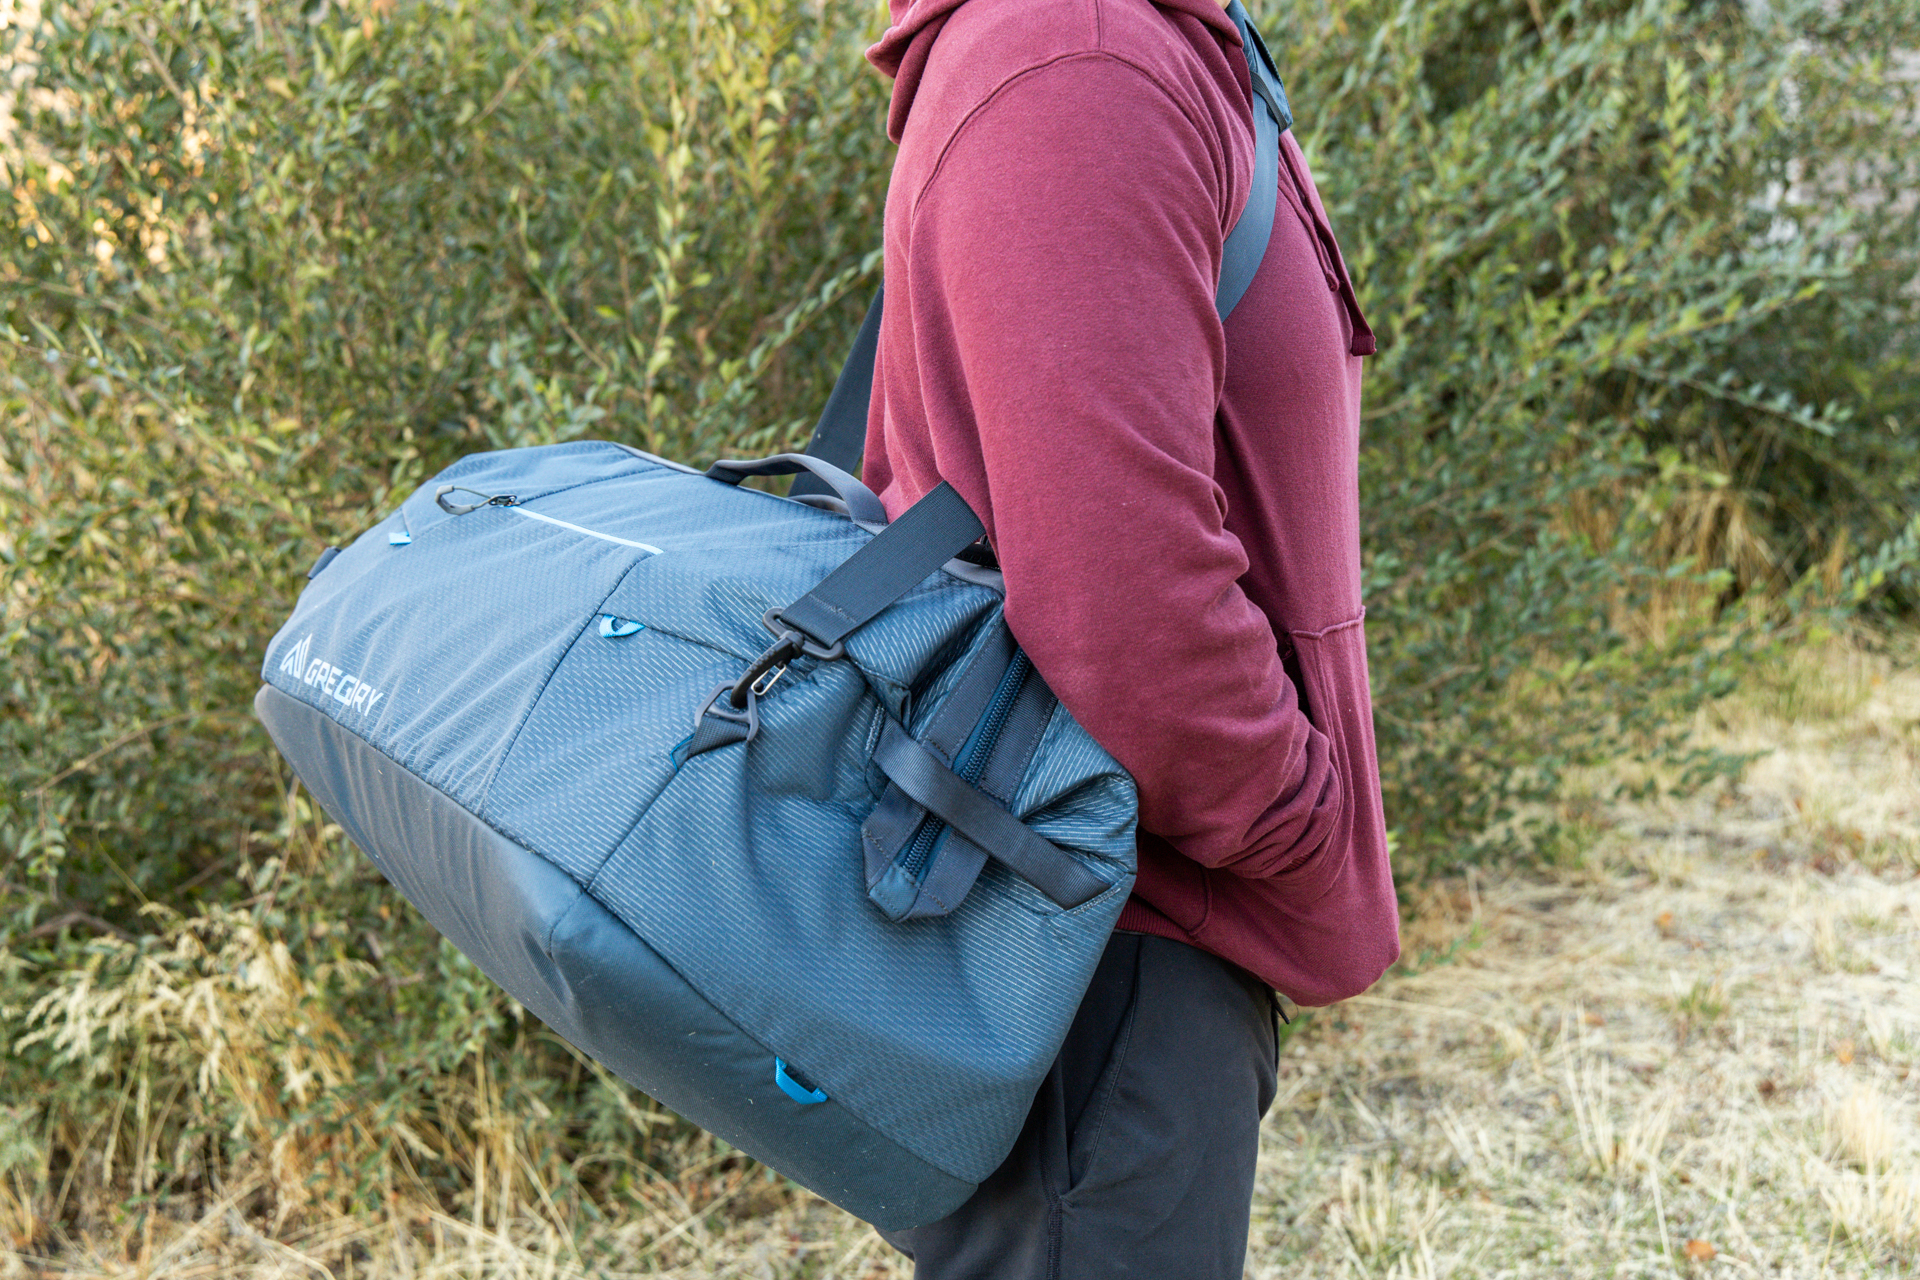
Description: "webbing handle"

(706, 453), (887, 526)
(871, 717), (1110, 910)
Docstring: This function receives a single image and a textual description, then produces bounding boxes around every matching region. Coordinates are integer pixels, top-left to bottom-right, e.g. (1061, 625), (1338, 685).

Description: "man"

(859, 0), (1398, 1274)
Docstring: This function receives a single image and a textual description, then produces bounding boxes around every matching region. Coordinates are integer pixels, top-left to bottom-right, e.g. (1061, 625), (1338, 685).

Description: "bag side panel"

(482, 622), (754, 887)
(263, 513), (644, 812)
(590, 731), (1135, 1186)
(253, 685), (975, 1231)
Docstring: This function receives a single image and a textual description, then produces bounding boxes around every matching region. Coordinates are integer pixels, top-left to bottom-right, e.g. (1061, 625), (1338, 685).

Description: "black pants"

(879, 932), (1279, 1279)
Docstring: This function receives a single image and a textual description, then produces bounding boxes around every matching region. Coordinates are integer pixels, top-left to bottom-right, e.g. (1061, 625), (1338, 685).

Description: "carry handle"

(705, 454), (887, 527)
(870, 717), (1111, 910)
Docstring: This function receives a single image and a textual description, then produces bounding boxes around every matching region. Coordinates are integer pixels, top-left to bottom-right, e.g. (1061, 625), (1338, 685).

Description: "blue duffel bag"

(256, 443), (1139, 1228)
(254, 1), (1290, 1229)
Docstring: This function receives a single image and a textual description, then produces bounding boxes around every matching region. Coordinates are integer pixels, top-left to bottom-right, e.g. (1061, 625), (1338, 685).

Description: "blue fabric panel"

(265, 514), (637, 811)
(591, 772), (1132, 1185)
(1009, 695), (1142, 856)
(254, 684), (975, 1230)
(258, 442), (1140, 1206)
(485, 625), (744, 886)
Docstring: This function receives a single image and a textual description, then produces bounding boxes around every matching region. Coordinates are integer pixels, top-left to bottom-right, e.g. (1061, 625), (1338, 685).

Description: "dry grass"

(1249, 632), (1920, 1278)
(0, 1151), (900, 1280)
(5, 634), (1917, 1278)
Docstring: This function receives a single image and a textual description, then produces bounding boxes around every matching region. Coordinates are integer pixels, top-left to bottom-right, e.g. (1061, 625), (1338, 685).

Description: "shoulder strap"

(794, 3), (1290, 496)
(1217, 0), (1290, 320)
(795, 287), (885, 480)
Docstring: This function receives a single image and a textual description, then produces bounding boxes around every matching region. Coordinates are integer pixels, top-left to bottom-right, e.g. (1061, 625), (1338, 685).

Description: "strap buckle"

(760, 608), (846, 661)
(722, 612), (847, 712)
(729, 636), (797, 711)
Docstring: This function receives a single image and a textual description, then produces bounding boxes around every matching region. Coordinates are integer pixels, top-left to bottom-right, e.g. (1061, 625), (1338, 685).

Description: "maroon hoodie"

(863, 0), (1398, 1005)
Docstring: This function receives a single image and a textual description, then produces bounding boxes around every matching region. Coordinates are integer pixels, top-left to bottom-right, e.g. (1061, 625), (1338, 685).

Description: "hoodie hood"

(866, 0), (1242, 144)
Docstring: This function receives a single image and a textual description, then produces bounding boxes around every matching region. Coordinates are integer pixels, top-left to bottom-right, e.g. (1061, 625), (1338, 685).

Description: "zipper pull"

(435, 484), (520, 515)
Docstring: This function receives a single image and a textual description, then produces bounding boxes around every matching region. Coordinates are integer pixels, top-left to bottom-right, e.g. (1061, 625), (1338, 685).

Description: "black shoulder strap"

(793, 2), (1290, 497)
(1217, 0), (1291, 320)
(795, 287), (885, 481)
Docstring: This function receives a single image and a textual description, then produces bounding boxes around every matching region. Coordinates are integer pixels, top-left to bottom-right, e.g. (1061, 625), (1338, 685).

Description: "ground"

(7, 637), (1917, 1279)
(1243, 638), (1920, 1279)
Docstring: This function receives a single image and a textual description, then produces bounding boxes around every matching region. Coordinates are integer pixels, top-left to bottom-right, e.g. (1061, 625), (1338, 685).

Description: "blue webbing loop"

(774, 1058), (828, 1105)
(598, 615), (644, 639)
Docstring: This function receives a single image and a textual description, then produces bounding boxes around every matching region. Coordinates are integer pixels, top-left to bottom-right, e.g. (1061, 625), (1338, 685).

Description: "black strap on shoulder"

(790, 289), (886, 501)
(797, 5), (1288, 487)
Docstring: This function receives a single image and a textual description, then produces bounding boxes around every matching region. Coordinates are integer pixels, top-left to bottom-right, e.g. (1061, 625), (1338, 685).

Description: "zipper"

(506, 505), (664, 555)
(436, 487), (664, 555)
(897, 650), (1033, 882)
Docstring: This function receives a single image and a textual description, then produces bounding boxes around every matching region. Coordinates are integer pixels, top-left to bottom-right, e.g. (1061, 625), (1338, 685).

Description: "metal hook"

(731, 635), (800, 709)
(435, 484), (519, 515)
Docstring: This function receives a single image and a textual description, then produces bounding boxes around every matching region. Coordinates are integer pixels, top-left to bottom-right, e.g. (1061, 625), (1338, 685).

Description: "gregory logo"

(277, 634), (385, 716)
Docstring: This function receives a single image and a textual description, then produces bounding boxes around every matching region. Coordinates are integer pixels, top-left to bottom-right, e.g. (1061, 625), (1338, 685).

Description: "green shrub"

(1, 0), (1915, 1245)
(1270, 0), (1920, 858)
(2, 0), (890, 925)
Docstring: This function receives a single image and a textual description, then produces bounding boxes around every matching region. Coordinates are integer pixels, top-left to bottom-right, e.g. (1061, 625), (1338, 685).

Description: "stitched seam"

(1288, 608), (1366, 641)
(910, 53), (1220, 226)
(980, 690), (1051, 806)
(927, 630), (1015, 761)
(859, 823), (895, 869)
(859, 813), (965, 916)
(476, 558), (647, 807)
(912, 843), (961, 914)
(539, 879), (594, 959)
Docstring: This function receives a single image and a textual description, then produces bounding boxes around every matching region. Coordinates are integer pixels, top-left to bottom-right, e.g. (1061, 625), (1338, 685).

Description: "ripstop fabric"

(256, 442), (1139, 1226)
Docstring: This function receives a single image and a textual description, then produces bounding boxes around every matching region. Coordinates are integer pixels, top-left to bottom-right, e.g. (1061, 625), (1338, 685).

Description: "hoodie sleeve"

(896, 53), (1344, 884)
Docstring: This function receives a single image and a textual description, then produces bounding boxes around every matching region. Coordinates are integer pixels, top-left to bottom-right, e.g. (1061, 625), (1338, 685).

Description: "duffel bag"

(256, 444), (1137, 1228)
